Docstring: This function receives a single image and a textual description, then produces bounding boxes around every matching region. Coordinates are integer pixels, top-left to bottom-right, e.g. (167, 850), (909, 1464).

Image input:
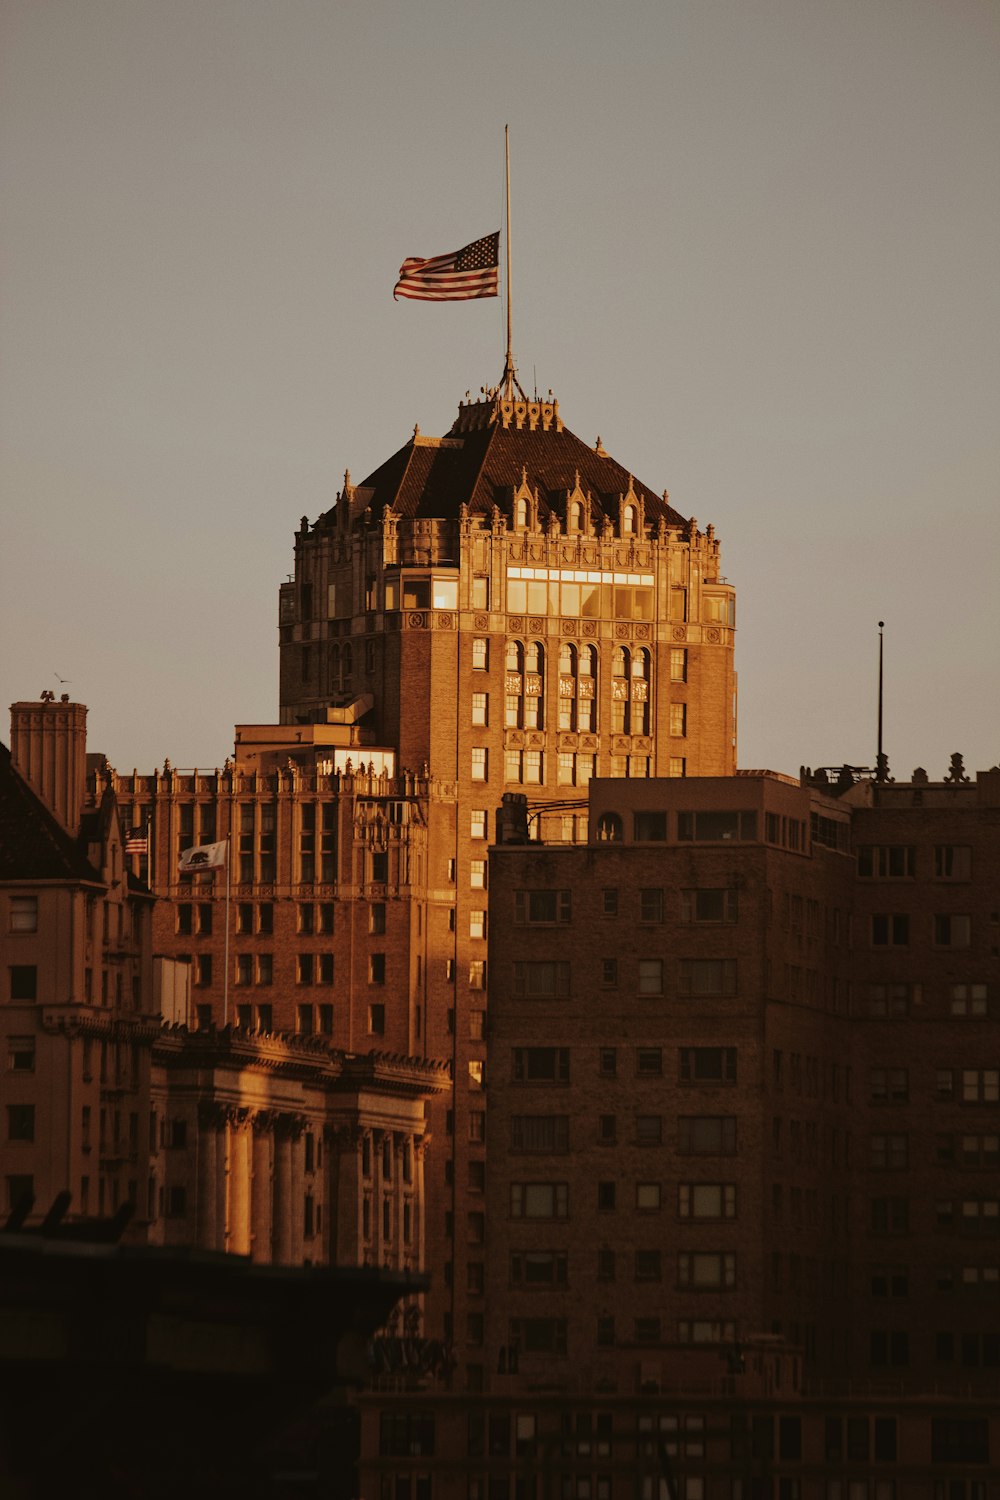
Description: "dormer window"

(569, 499), (583, 531)
(515, 497), (529, 529)
(623, 503), (637, 536)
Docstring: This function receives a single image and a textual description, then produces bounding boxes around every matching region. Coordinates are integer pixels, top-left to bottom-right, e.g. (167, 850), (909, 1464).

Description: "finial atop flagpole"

(501, 124), (525, 400)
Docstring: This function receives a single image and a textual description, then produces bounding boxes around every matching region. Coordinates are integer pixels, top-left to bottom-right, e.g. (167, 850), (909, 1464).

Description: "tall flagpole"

(501, 124), (524, 400)
(505, 124), (513, 393)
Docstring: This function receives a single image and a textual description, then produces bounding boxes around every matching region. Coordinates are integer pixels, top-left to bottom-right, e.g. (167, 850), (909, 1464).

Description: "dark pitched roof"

(347, 401), (688, 528)
(0, 743), (102, 884)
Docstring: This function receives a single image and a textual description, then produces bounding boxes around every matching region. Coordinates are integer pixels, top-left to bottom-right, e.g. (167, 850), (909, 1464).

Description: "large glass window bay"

(507, 566), (654, 620)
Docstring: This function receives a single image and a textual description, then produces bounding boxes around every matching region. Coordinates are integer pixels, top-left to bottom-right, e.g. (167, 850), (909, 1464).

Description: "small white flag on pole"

(177, 840), (228, 874)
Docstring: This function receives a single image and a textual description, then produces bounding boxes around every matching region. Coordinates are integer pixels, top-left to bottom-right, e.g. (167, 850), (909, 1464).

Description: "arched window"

(558, 644), (577, 731)
(505, 641), (524, 727)
(612, 647), (630, 734)
(597, 812), (623, 843)
(523, 642), (544, 729)
(632, 648), (650, 734)
(569, 499), (583, 531)
(514, 497), (528, 529)
(623, 503), (637, 536)
(578, 645), (598, 732)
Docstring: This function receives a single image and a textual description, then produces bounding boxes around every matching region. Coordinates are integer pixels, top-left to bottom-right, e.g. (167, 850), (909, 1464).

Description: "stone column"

(415, 1134), (428, 1271)
(228, 1111), (252, 1256)
(273, 1121), (293, 1265)
(289, 1117), (306, 1264)
(196, 1105), (219, 1250)
(251, 1113), (274, 1264)
(216, 1116), (229, 1249)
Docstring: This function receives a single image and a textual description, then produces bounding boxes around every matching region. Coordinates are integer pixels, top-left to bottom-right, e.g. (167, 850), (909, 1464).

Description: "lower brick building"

(1, 696), (449, 1305)
(359, 760), (1000, 1497)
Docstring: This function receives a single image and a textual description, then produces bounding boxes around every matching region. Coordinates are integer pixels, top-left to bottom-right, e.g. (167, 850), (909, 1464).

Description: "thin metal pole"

(876, 620), (886, 783)
(504, 123), (513, 393)
(223, 831), (231, 1024)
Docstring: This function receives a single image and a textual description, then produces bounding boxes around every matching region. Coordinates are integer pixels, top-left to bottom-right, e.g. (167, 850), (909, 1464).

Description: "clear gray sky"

(2, 0), (998, 779)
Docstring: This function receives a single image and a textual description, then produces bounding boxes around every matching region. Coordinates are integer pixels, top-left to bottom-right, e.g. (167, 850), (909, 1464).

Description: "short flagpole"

(223, 832), (231, 1026)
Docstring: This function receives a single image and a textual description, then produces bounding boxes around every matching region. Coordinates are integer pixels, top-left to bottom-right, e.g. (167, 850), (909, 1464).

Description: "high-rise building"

(99, 386), (738, 1347)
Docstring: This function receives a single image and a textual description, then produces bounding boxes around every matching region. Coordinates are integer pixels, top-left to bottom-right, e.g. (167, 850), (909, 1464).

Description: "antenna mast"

(875, 620), (890, 783)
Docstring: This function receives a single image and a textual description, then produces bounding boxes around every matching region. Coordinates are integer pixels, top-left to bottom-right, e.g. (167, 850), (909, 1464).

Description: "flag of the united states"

(394, 232), (499, 302)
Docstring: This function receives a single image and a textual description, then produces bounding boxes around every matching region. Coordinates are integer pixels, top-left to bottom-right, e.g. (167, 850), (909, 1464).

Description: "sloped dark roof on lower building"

(351, 398), (688, 528)
(0, 743), (102, 884)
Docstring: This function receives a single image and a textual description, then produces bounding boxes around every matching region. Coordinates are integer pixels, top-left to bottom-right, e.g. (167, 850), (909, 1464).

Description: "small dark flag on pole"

(394, 232), (499, 302)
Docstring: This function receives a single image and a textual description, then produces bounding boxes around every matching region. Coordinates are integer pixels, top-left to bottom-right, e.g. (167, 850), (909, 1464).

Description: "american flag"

(394, 232), (499, 302)
(124, 823), (148, 855)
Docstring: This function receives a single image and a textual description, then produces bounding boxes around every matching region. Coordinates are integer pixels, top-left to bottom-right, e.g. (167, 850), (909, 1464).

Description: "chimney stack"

(10, 697), (88, 836)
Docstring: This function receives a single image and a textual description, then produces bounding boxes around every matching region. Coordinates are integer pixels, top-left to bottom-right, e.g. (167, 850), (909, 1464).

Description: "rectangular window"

(858, 846), (915, 878)
(471, 809), (487, 840)
(297, 953), (314, 985)
(472, 637), (489, 671)
(636, 1182), (661, 1211)
(510, 1251), (567, 1287)
(297, 1003), (314, 1034)
(368, 1003), (385, 1035)
(510, 1116), (569, 1153)
(935, 914), (972, 948)
(638, 959), (663, 995)
(515, 889), (572, 924)
(678, 1252), (736, 1288)
(678, 1116), (738, 1155)
(681, 888), (739, 923)
(636, 1114), (662, 1145)
(678, 810), (757, 843)
(951, 982), (989, 1016)
(866, 982), (915, 1016)
(935, 845), (972, 880)
(871, 914), (910, 946)
(256, 954), (273, 986)
(510, 1182), (569, 1219)
(639, 888), (664, 922)
(369, 902), (386, 935)
(469, 961), (485, 991)
(679, 959), (737, 997)
(513, 961), (570, 998)
(679, 1183), (737, 1219)
(470, 860), (487, 890)
(7, 1104), (35, 1141)
(9, 897), (38, 933)
(636, 1047), (662, 1077)
(669, 648), (688, 682)
(669, 702), (687, 737)
(471, 692), (488, 727)
(8, 1037), (35, 1072)
(471, 747), (488, 781)
(869, 1068), (909, 1103)
(679, 1047), (737, 1084)
(512, 1047), (570, 1083)
(369, 953), (385, 984)
(469, 910), (486, 940)
(633, 811), (667, 842)
(10, 966), (38, 1001)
